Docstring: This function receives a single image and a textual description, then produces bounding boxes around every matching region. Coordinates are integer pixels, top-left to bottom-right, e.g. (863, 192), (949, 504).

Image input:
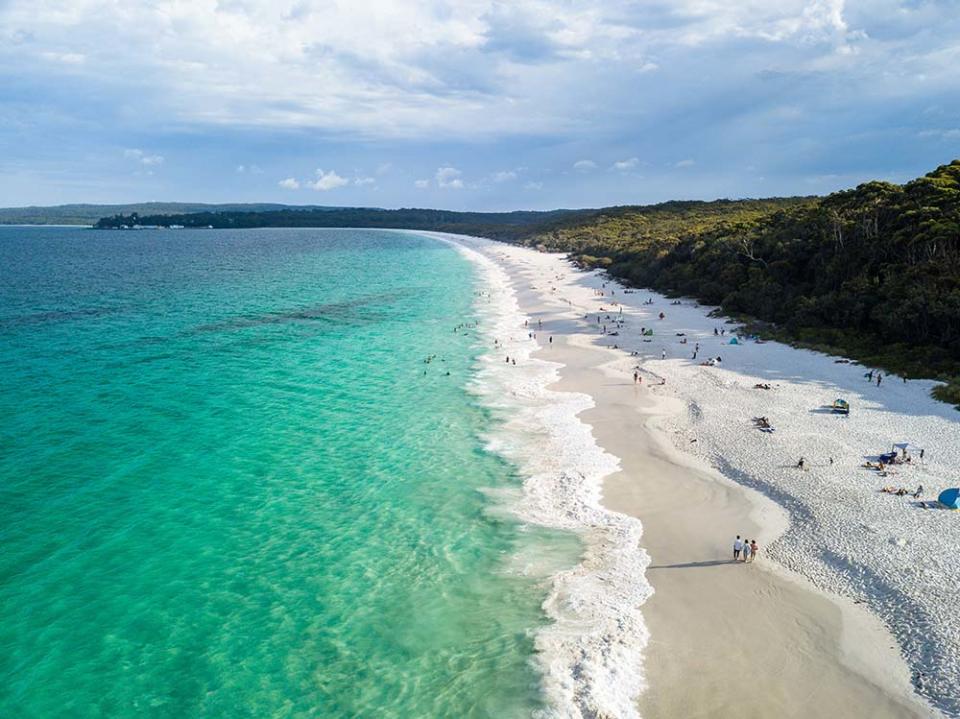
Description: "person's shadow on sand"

(648, 559), (736, 569)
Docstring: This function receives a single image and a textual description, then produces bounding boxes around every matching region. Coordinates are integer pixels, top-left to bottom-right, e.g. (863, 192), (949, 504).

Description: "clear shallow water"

(0, 227), (571, 717)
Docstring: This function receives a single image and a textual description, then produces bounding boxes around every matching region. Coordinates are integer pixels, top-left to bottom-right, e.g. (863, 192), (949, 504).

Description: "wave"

(433, 233), (653, 719)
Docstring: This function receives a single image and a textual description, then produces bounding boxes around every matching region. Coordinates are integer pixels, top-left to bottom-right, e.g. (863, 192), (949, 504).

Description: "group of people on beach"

(733, 535), (759, 563)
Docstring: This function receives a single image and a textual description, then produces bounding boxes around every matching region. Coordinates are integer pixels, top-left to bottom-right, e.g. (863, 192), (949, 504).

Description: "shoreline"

(445, 234), (652, 717)
(435, 232), (945, 718)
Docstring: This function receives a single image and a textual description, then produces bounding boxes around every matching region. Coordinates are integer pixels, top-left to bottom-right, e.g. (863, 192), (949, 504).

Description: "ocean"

(0, 227), (587, 717)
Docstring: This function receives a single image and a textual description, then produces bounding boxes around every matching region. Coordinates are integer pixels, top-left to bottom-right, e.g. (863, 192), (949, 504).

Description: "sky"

(1, 0), (959, 211)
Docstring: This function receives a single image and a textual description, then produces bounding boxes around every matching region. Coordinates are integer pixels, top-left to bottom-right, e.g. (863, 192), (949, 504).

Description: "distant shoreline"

(0, 223), (94, 228)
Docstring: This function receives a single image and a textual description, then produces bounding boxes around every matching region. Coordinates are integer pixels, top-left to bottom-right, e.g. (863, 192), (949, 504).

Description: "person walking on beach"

(877, 372), (883, 387)
(796, 457), (805, 470)
(549, 336), (553, 345)
(749, 540), (759, 562)
(742, 540), (752, 562)
(733, 535), (743, 561)
(661, 350), (666, 360)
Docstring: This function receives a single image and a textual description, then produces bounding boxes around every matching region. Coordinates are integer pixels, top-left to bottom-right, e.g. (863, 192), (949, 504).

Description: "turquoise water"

(0, 227), (559, 717)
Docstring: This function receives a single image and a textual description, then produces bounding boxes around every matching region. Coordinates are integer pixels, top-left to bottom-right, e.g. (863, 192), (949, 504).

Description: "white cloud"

(278, 177), (300, 189)
(0, 0), (713, 140)
(376, 163), (393, 176)
(308, 168), (349, 191)
(675, 159), (695, 168)
(492, 170), (517, 182)
(354, 176), (375, 186)
(236, 164), (263, 174)
(39, 51), (85, 65)
(611, 157), (639, 171)
(435, 166), (464, 189)
(414, 179), (429, 189)
(6, 0), (960, 207)
(524, 181), (543, 190)
(124, 148), (164, 166)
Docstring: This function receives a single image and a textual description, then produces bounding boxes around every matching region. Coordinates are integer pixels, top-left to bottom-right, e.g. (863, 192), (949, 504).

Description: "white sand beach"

(441, 233), (957, 718)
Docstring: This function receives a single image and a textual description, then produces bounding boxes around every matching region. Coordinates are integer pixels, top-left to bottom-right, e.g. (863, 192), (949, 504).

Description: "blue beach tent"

(938, 488), (960, 509)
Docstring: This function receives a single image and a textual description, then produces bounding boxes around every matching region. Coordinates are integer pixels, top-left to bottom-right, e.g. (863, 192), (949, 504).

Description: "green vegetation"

(91, 160), (960, 405)
(94, 206), (587, 234)
(520, 162), (960, 407)
(0, 202), (343, 225)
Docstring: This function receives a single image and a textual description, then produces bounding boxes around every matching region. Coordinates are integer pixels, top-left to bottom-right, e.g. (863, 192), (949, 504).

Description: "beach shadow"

(648, 559), (735, 569)
(910, 501), (951, 510)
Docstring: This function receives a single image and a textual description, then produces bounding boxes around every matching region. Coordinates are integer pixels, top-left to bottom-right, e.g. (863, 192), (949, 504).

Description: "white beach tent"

(892, 442), (924, 456)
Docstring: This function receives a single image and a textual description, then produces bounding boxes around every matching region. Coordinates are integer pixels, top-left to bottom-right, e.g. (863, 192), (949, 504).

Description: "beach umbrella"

(938, 488), (960, 509)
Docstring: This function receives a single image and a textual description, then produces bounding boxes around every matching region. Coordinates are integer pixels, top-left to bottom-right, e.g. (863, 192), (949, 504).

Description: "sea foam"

(434, 233), (653, 719)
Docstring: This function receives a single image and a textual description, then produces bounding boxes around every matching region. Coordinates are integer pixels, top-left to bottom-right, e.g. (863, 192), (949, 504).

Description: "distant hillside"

(0, 202), (345, 225)
(93, 206), (595, 237)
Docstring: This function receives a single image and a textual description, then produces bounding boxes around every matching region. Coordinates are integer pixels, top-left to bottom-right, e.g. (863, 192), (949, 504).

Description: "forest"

(94, 161), (960, 405)
(521, 161), (960, 406)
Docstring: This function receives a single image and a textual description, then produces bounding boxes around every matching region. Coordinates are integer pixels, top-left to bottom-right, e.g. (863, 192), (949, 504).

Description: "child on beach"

(749, 540), (758, 561)
(742, 541), (752, 562)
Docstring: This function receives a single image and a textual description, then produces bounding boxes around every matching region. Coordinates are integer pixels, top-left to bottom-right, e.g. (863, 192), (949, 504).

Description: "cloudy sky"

(1, 0), (959, 210)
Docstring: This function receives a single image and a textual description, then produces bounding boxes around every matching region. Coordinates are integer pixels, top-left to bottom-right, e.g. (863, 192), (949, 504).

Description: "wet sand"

(503, 258), (932, 718)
